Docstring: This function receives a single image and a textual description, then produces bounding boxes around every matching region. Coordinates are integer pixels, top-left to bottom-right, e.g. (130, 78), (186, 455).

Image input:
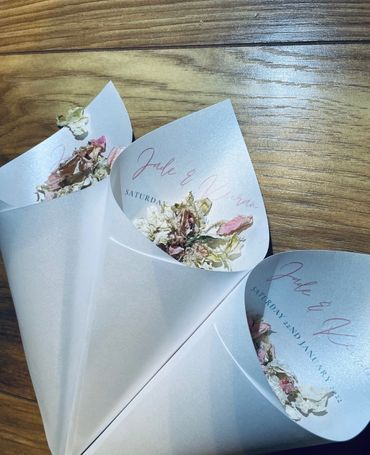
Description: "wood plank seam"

(0, 39), (370, 57)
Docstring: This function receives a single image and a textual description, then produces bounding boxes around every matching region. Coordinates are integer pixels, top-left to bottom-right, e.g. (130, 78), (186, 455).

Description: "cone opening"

(243, 251), (370, 442)
(0, 82), (132, 210)
(108, 101), (270, 273)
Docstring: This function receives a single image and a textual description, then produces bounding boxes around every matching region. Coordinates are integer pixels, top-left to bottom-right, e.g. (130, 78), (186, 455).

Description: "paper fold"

(83, 277), (320, 455)
(85, 251), (369, 455)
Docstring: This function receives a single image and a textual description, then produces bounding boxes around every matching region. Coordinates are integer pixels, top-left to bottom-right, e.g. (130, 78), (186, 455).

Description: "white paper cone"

(0, 181), (109, 454)
(243, 250), (370, 440)
(0, 81), (131, 209)
(85, 251), (369, 455)
(115, 99), (269, 271)
(64, 100), (270, 453)
(0, 82), (132, 455)
(1, 89), (271, 454)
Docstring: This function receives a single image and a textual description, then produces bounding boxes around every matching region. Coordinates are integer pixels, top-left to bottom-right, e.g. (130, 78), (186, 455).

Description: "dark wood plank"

(0, 1), (370, 53)
(0, 392), (49, 454)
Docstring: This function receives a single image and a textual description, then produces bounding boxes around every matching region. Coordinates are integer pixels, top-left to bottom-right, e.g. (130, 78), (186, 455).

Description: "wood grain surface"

(0, 392), (48, 455)
(0, 4), (369, 454)
(0, 1), (370, 53)
(0, 46), (369, 257)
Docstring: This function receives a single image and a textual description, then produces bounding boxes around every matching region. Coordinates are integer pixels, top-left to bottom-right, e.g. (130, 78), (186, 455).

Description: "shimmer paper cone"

(84, 251), (370, 455)
(0, 92), (269, 454)
(0, 82), (133, 454)
(62, 100), (270, 453)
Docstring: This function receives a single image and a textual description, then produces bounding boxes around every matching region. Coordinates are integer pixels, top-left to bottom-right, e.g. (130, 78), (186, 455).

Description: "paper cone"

(0, 91), (269, 454)
(0, 82), (133, 454)
(62, 100), (270, 453)
(85, 251), (369, 455)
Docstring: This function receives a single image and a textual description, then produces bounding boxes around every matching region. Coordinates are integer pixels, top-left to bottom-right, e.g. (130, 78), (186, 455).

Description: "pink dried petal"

(46, 171), (64, 190)
(79, 159), (94, 172)
(279, 377), (297, 395)
(44, 190), (55, 201)
(58, 154), (80, 177)
(253, 321), (271, 338)
(90, 136), (106, 148)
(168, 246), (184, 256)
(249, 319), (271, 340)
(107, 146), (125, 167)
(217, 215), (253, 236)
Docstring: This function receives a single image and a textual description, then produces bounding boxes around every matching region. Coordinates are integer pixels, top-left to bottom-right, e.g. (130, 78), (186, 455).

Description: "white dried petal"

(285, 404), (303, 421)
(56, 106), (89, 138)
(153, 230), (171, 245)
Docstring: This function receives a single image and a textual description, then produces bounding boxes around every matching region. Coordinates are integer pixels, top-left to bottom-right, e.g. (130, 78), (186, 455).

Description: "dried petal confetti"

(56, 106), (89, 139)
(36, 137), (124, 201)
(248, 317), (333, 421)
(217, 215), (253, 236)
(134, 192), (253, 270)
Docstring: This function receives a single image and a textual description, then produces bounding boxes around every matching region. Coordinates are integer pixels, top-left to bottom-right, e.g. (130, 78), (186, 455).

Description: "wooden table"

(0, 1), (369, 454)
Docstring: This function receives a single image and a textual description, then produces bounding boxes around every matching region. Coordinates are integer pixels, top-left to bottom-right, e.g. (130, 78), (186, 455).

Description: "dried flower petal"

(36, 137), (120, 201)
(249, 319), (272, 340)
(195, 197), (212, 216)
(91, 136), (106, 148)
(248, 316), (333, 421)
(168, 246), (185, 257)
(56, 106), (89, 139)
(134, 192), (253, 270)
(279, 377), (297, 395)
(217, 215), (253, 236)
